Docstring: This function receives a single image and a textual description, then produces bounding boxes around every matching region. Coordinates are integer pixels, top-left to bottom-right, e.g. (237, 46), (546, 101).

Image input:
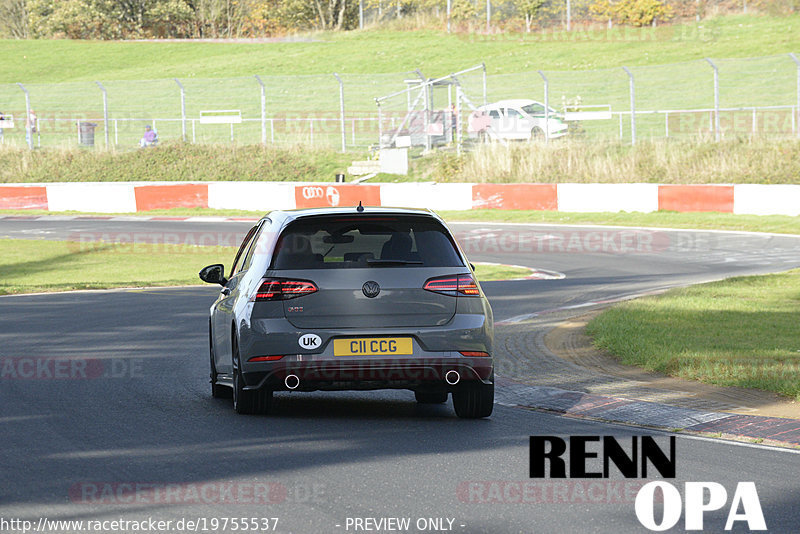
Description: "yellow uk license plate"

(333, 337), (413, 357)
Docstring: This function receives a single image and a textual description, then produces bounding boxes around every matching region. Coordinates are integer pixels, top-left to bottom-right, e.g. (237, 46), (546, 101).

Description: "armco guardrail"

(1, 182), (799, 216)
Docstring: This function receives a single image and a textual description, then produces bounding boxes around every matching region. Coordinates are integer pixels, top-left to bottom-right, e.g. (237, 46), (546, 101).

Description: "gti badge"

(362, 281), (380, 298)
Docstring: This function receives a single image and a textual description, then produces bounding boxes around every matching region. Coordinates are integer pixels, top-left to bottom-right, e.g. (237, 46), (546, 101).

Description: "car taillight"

(252, 278), (318, 301)
(248, 355), (285, 362)
(423, 274), (480, 297)
(459, 351), (490, 357)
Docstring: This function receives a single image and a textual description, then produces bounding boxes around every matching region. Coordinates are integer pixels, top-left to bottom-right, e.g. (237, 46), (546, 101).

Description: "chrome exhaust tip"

(285, 374), (300, 390)
(445, 370), (461, 385)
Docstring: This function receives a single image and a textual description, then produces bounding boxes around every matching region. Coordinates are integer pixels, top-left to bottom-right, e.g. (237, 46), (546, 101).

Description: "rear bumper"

(242, 356), (494, 392)
(240, 313), (492, 362)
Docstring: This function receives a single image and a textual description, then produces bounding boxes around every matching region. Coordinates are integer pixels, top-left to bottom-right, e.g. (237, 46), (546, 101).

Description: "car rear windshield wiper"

(366, 259), (423, 266)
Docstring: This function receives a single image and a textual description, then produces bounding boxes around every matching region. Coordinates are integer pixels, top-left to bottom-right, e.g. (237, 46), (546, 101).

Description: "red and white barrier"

(0, 185), (48, 210)
(733, 184), (800, 216)
(1, 182), (798, 216)
(558, 183), (659, 213)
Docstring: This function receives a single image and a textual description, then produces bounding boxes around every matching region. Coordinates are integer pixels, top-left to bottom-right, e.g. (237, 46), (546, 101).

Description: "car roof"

(262, 206), (443, 226)
(479, 99), (540, 110)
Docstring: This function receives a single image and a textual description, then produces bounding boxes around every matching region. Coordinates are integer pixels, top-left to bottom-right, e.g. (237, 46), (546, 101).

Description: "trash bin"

(78, 122), (97, 147)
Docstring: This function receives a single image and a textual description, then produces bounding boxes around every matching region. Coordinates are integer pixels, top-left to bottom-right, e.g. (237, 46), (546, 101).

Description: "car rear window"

(270, 215), (464, 270)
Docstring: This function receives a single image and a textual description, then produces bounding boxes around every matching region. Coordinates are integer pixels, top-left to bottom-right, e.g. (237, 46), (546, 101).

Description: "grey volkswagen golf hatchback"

(200, 206), (494, 418)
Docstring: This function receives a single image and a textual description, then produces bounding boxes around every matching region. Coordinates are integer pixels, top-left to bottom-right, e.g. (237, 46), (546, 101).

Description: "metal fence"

(0, 52), (798, 151)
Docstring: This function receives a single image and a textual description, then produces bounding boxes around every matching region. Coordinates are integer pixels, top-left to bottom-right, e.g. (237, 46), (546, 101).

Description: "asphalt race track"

(2, 218), (800, 533)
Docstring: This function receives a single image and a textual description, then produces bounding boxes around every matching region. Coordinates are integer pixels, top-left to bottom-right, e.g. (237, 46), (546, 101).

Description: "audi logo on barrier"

(302, 186), (324, 199)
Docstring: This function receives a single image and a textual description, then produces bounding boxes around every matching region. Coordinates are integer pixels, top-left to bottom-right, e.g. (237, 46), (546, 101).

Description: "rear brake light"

(252, 278), (318, 301)
(459, 351), (490, 357)
(248, 355), (285, 362)
(423, 274), (480, 297)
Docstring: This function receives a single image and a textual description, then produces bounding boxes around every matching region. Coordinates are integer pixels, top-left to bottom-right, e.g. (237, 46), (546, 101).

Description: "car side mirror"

(199, 264), (227, 286)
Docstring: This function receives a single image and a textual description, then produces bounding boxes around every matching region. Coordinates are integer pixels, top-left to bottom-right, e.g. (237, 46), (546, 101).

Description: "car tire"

(478, 131), (490, 144)
(452, 382), (494, 419)
(531, 126), (545, 140)
(210, 322), (232, 399)
(415, 390), (448, 404)
(232, 337), (273, 415)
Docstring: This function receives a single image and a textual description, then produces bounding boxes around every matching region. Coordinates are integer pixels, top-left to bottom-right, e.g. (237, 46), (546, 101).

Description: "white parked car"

(468, 99), (569, 142)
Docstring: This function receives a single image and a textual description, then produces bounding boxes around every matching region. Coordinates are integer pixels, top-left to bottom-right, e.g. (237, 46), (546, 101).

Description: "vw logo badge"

(362, 281), (380, 298)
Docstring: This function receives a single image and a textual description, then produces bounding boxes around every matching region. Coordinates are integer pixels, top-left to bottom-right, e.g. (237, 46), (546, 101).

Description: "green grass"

(3, 137), (800, 183)
(0, 143), (355, 182)
(2, 15), (797, 81)
(2, 208), (799, 235)
(0, 238), (526, 295)
(0, 14), (798, 148)
(438, 210), (800, 235)
(424, 138), (800, 184)
(473, 262), (533, 280)
(0, 239), (231, 294)
(586, 269), (800, 400)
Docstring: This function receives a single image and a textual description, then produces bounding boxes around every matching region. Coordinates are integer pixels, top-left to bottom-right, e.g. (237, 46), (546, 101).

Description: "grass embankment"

(424, 138), (800, 184)
(0, 239), (528, 295)
(0, 15), (797, 147)
(1, 15), (797, 81)
(587, 269), (800, 400)
(0, 144), (353, 182)
(2, 138), (800, 184)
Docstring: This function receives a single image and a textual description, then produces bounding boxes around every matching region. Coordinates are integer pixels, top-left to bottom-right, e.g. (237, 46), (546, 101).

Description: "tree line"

(0, 0), (795, 39)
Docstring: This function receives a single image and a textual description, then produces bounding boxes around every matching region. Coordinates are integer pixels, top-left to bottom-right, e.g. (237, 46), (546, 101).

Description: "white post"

(705, 58), (720, 141)
(447, 0), (451, 32)
(622, 67), (636, 145)
(790, 53), (800, 139)
(455, 86), (462, 155)
(538, 70), (550, 143)
(17, 83), (32, 150)
(482, 62), (487, 105)
(377, 100), (383, 148)
(333, 73), (346, 152)
(95, 81), (110, 148)
(566, 0), (571, 31)
(174, 78), (186, 142)
(254, 75), (267, 144)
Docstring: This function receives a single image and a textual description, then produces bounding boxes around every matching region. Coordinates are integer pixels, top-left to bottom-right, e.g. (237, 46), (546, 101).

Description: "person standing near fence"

(139, 125), (158, 147)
